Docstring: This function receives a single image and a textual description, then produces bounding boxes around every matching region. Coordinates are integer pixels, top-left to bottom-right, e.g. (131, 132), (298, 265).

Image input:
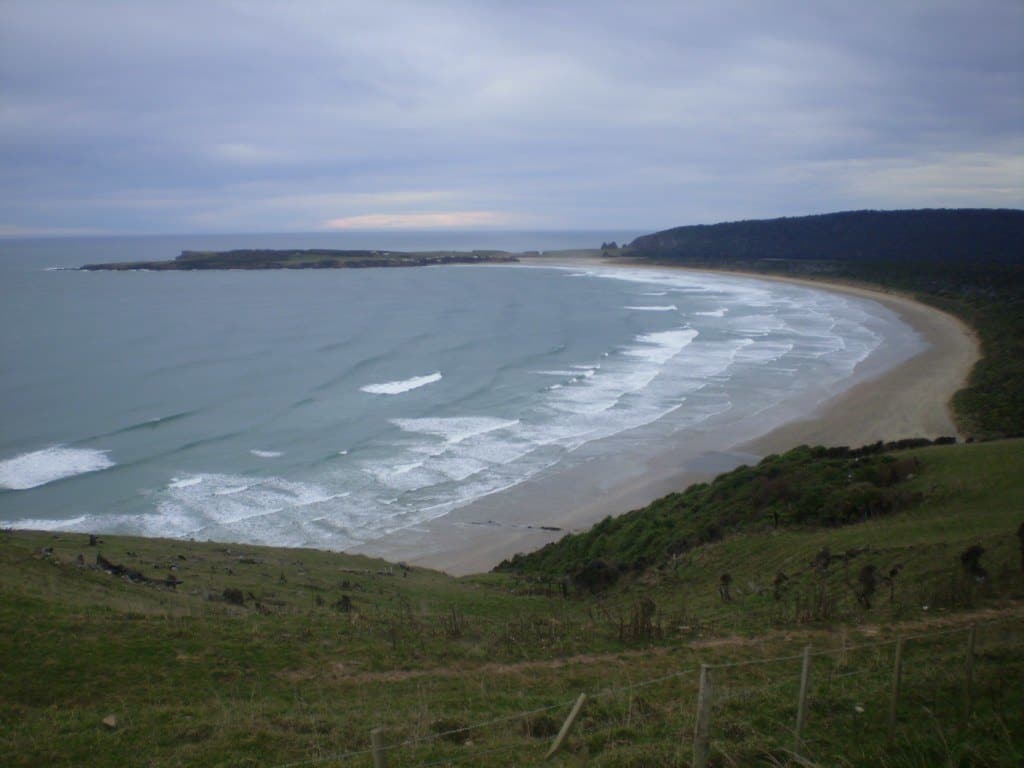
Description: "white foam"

(625, 329), (699, 365)
(431, 456), (489, 482)
(250, 449), (283, 458)
(695, 308), (728, 317)
(535, 327), (701, 424)
(535, 368), (597, 381)
(0, 446), (114, 490)
(642, 291), (668, 296)
(734, 340), (795, 365)
(624, 305), (678, 312)
(5, 514), (89, 530)
(214, 484), (251, 496)
(360, 371), (442, 395)
(726, 314), (788, 336)
(391, 416), (519, 445)
(155, 472), (339, 534)
(363, 461), (441, 492)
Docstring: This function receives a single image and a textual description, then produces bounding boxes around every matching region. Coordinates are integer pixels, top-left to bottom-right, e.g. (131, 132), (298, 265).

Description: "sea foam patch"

(361, 372), (442, 395)
(5, 514), (90, 530)
(0, 446), (114, 490)
(155, 472), (342, 534)
(391, 416), (520, 445)
(626, 329), (699, 365)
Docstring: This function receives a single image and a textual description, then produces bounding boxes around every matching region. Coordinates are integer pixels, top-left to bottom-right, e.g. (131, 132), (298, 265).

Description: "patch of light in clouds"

(325, 212), (525, 230)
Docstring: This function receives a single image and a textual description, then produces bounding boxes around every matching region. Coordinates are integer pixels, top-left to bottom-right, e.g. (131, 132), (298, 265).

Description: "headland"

(80, 248), (520, 270)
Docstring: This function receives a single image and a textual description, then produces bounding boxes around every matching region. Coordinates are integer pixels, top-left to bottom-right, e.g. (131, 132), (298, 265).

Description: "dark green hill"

(628, 208), (1024, 265)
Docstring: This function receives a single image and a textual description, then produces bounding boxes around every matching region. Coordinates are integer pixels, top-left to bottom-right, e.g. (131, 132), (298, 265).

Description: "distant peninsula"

(80, 248), (520, 271)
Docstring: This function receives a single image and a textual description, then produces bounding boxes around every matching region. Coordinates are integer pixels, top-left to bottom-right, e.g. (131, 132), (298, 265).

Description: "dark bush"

(572, 559), (620, 593)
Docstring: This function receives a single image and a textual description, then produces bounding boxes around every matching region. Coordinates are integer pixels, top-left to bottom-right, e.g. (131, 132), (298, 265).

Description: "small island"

(80, 248), (521, 271)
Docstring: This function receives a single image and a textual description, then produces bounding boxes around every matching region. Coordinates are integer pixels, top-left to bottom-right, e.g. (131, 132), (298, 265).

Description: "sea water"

(0, 232), (924, 549)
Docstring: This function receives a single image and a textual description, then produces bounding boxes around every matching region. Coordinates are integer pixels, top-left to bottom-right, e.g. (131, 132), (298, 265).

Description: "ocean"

(0, 231), (925, 551)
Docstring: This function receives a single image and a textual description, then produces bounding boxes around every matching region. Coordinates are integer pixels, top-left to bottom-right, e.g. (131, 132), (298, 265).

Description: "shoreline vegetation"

(7, 208), (1022, 765)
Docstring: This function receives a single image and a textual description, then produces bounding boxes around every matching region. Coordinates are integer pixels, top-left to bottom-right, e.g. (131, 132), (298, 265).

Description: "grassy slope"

(496, 441), (949, 577)
(3, 440), (1023, 766)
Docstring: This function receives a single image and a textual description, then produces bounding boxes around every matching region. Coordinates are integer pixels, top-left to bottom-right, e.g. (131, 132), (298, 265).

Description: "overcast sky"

(1, 1), (1021, 235)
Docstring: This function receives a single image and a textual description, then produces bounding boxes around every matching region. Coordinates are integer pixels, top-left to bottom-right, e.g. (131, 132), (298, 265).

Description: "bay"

(0, 231), (924, 550)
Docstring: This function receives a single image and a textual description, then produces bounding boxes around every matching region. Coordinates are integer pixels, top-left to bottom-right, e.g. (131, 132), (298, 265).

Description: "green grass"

(2, 440), (1023, 766)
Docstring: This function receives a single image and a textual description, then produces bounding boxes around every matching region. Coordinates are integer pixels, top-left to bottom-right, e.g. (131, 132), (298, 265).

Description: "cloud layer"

(1, 1), (1021, 234)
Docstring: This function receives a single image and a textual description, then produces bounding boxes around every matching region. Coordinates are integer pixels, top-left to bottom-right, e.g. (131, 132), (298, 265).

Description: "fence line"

(267, 614), (1020, 768)
(409, 700), (575, 745)
(590, 669), (693, 699)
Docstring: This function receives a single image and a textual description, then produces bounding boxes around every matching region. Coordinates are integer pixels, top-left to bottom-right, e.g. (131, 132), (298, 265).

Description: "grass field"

(2, 440), (1022, 766)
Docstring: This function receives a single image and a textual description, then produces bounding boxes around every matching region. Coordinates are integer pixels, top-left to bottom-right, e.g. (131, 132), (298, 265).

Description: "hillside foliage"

(628, 208), (1024, 264)
(497, 439), (953, 583)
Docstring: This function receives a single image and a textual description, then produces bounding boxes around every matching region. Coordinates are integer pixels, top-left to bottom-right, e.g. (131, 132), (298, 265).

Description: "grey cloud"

(0, 0), (1021, 234)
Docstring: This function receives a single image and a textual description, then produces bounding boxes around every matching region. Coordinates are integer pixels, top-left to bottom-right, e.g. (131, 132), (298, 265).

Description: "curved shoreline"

(730, 271), (979, 453)
(354, 259), (980, 575)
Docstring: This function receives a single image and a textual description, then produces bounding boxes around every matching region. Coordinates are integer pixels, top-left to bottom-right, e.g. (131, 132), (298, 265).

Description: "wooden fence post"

(693, 664), (714, 768)
(545, 693), (588, 760)
(371, 727), (387, 768)
(794, 645), (813, 754)
(839, 627), (849, 669)
(887, 636), (904, 745)
(963, 624), (977, 727)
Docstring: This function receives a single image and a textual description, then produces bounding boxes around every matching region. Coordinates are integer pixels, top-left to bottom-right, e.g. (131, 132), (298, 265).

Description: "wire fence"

(266, 613), (1023, 767)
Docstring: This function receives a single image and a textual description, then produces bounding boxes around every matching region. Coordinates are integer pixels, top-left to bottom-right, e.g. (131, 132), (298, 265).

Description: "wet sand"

(353, 259), (979, 575)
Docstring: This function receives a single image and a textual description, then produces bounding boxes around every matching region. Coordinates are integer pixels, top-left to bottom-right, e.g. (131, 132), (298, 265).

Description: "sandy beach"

(355, 258), (980, 575)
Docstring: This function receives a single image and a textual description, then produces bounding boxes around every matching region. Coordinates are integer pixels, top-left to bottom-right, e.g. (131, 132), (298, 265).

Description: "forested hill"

(628, 209), (1024, 264)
